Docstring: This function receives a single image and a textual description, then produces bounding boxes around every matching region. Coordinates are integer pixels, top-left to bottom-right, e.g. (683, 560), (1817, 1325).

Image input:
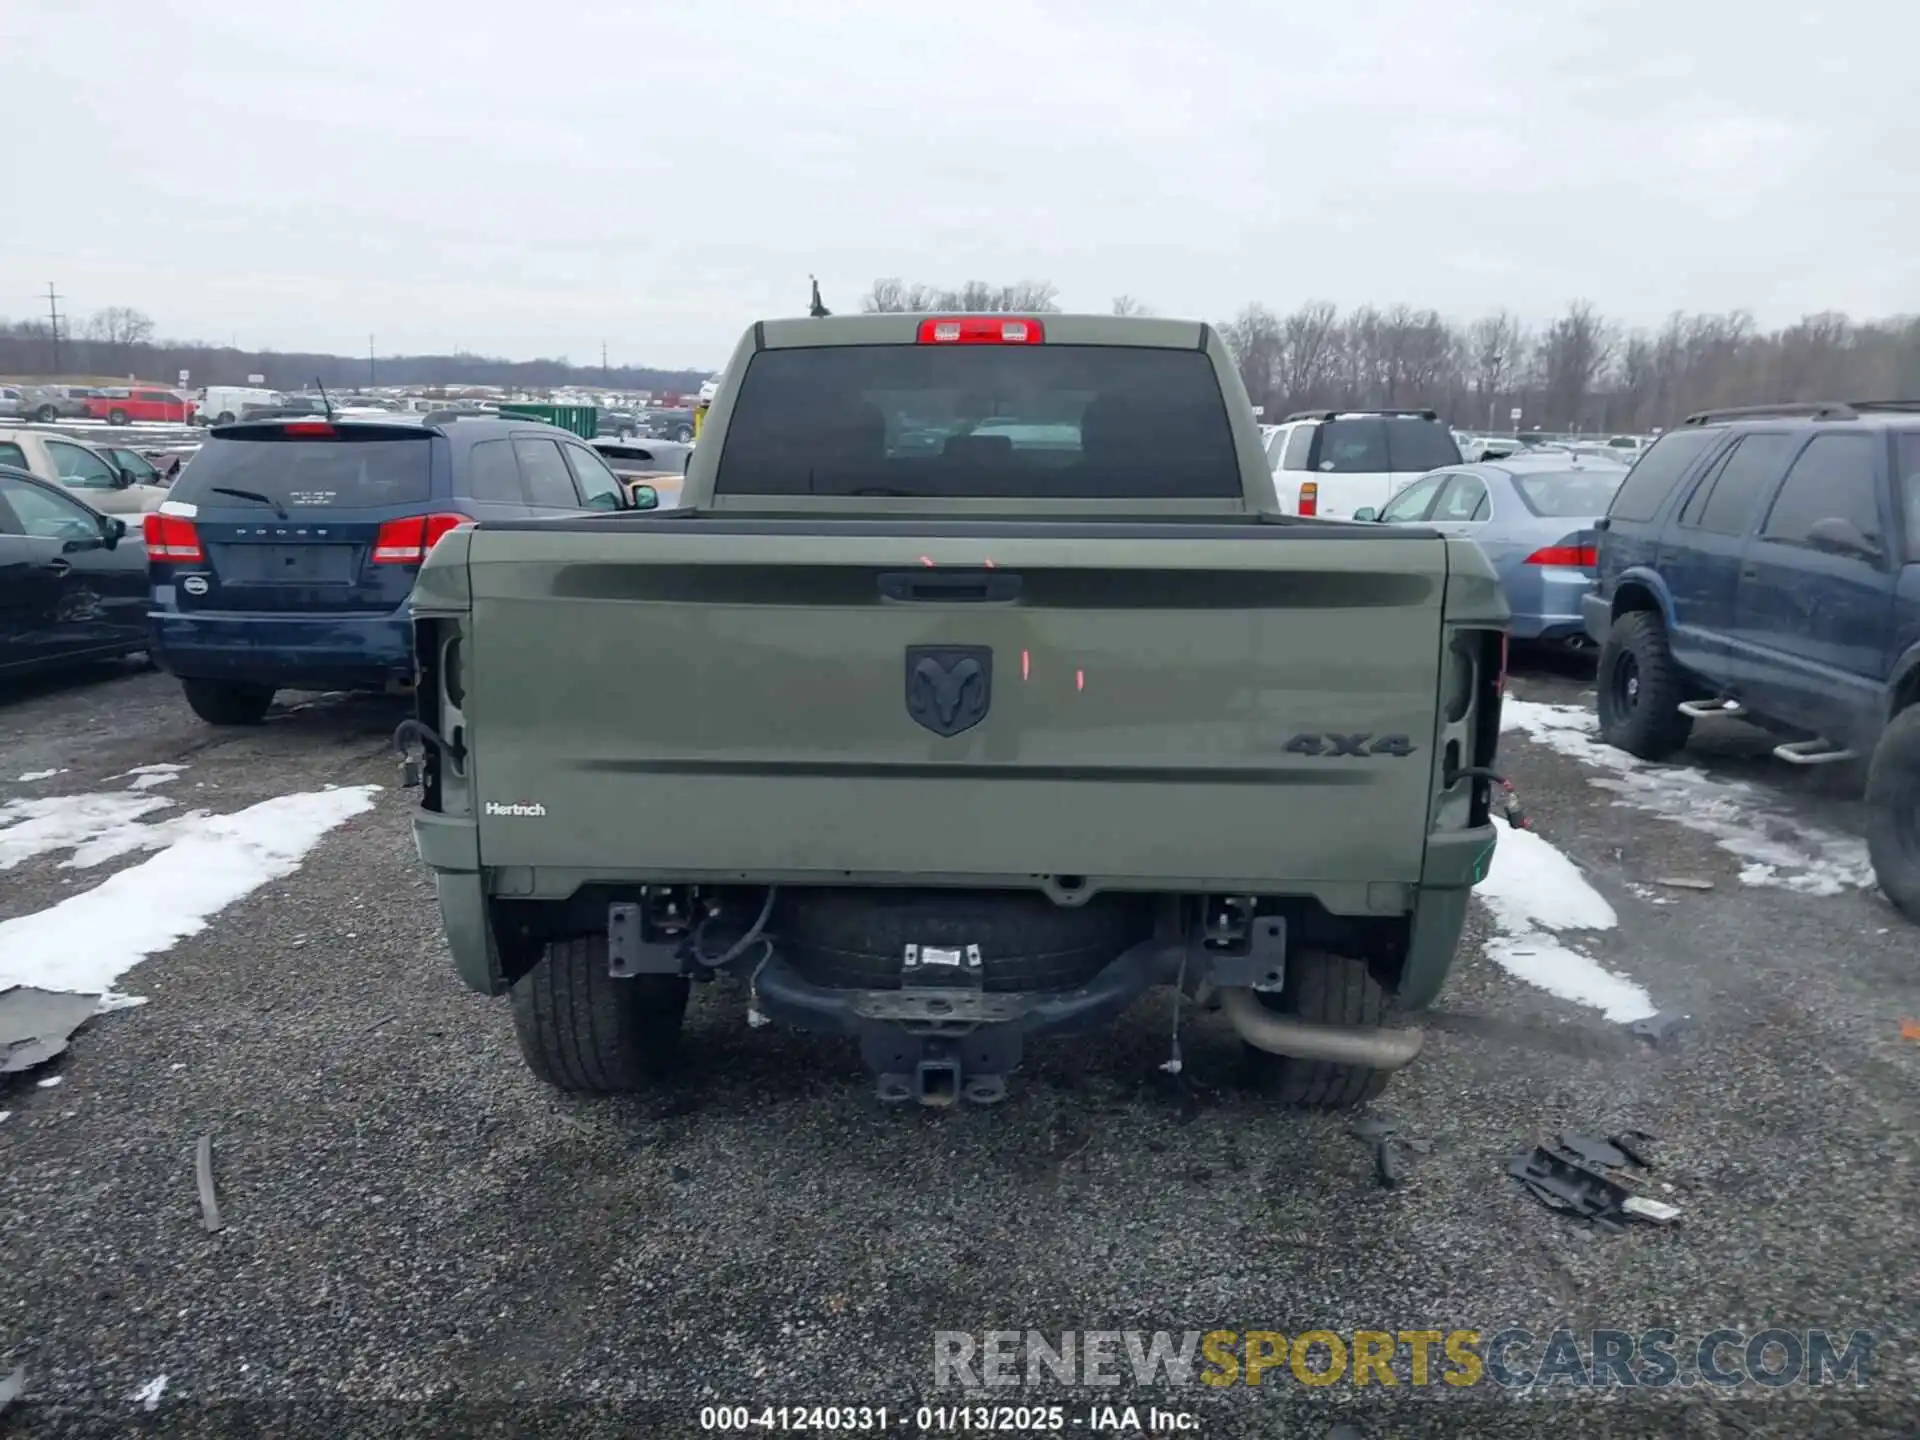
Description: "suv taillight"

(372, 513), (472, 565)
(143, 512), (204, 563)
(1297, 481), (1318, 516)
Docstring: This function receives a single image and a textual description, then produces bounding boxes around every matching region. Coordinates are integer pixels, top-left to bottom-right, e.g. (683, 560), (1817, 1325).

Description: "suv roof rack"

(1844, 399), (1920, 414)
(1682, 402), (1856, 425)
(1281, 408), (1440, 423)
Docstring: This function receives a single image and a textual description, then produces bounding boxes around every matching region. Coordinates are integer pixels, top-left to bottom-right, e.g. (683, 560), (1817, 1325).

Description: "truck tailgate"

(463, 524), (1448, 885)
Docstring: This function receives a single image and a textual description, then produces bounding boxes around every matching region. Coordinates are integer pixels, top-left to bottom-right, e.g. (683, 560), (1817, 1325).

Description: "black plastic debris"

(1559, 1132), (1628, 1170)
(1509, 1130), (1680, 1232)
(1374, 1140), (1404, 1189)
(1610, 1129), (1658, 1168)
(1629, 1010), (1695, 1046)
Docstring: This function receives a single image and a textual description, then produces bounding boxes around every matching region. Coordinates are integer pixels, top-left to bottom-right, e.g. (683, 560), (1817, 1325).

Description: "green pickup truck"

(405, 313), (1508, 1110)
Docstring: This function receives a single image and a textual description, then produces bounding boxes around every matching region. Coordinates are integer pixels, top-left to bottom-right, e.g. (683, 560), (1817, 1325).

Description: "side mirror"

(102, 514), (126, 550)
(1352, 507), (1379, 522)
(629, 483), (659, 511)
(114, 467), (136, 489)
(1805, 516), (1881, 562)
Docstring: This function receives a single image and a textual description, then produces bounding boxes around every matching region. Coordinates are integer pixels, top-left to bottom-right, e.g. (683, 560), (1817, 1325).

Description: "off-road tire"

(108, 408), (129, 426)
(181, 678), (274, 726)
(1865, 705), (1920, 921)
(778, 888), (1149, 993)
(510, 935), (689, 1091)
(1245, 948), (1394, 1109)
(1596, 610), (1694, 760)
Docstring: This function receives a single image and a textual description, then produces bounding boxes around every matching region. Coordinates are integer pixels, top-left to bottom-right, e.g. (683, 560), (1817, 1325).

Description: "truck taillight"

(373, 512), (472, 565)
(1525, 545), (1598, 568)
(1298, 481), (1318, 516)
(915, 316), (1046, 345)
(143, 512), (204, 562)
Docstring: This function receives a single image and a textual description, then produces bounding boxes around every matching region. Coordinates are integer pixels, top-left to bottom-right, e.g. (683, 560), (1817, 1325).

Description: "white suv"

(1262, 409), (1463, 519)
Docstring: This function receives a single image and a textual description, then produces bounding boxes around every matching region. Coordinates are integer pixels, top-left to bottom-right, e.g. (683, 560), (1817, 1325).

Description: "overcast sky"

(4, 0), (1913, 370)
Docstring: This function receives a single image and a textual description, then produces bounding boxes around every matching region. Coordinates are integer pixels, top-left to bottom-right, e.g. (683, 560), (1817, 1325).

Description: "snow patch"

(0, 786), (380, 1004)
(37, 1075), (63, 1088)
(0, 793), (177, 870)
(1501, 699), (1874, 895)
(133, 1375), (168, 1411)
(1474, 816), (1657, 1023)
(123, 764), (188, 791)
(16, 769), (65, 782)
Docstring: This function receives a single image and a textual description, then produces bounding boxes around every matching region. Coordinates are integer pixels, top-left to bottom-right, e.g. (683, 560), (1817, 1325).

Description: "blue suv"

(147, 414), (656, 725)
(1581, 400), (1920, 917)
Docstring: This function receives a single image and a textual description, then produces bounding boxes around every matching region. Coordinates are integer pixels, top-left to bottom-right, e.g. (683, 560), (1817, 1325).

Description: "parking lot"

(1, 655), (1914, 1438)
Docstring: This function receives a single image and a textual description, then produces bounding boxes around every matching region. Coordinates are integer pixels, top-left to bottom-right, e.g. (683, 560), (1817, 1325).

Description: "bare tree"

(1466, 311), (1525, 429)
(1110, 295), (1154, 317)
(861, 279), (1059, 314)
(1536, 300), (1614, 432)
(84, 306), (156, 347)
(1219, 304), (1285, 412)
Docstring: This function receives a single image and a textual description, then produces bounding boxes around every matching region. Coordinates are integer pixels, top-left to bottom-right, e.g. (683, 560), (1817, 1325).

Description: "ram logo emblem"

(905, 646), (993, 737)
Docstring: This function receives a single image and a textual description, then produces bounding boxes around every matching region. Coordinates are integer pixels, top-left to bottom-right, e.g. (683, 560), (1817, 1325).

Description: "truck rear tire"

(1595, 611), (1694, 760)
(181, 678), (275, 726)
(1865, 705), (1920, 921)
(510, 935), (689, 1092)
(1244, 949), (1393, 1109)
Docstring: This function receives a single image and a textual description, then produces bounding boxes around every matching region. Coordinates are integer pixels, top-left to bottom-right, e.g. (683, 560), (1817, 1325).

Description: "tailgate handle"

(877, 570), (1022, 604)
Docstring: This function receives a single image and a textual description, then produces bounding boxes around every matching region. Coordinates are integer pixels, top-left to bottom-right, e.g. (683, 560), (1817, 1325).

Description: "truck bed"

(457, 516), (1451, 889)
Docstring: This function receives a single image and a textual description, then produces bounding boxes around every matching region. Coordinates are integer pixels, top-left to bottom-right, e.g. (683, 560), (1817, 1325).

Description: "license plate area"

(211, 543), (359, 585)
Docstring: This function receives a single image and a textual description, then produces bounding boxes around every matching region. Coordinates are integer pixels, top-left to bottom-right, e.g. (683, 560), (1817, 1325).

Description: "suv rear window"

(171, 429), (433, 509)
(1604, 429), (1721, 523)
(1309, 418), (1461, 474)
(712, 345), (1239, 499)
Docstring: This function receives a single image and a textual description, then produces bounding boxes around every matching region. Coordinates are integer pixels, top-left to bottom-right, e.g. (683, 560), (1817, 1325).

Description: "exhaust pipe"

(1219, 987), (1425, 1071)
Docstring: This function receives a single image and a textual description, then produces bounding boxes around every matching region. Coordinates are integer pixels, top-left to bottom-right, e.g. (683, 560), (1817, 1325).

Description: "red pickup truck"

(85, 387), (197, 425)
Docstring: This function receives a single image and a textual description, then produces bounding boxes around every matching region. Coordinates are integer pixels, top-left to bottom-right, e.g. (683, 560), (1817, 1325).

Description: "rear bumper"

(1508, 569), (1595, 642)
(149, 608), (413, 689)
(1581, 591), (1612, 645)
(413, 811), (1496, 1011)
(1509, 612), (1590, 643)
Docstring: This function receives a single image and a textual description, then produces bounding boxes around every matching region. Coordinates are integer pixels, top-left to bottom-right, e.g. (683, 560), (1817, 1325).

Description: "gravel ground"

(0, 656), (1914, 1439)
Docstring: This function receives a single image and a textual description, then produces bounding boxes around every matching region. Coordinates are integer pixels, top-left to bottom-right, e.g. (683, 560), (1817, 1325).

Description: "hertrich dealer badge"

(485, 801), (547, 817)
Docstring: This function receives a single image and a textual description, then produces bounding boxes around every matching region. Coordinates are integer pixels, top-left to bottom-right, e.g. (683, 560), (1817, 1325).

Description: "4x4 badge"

(905, 645), (992, 737)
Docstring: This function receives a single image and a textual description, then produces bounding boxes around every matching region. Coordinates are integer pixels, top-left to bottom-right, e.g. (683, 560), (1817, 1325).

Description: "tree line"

(11, 288), (1917, 432)
(0, 309), (710, 397)
(861, 280), (1920, 435)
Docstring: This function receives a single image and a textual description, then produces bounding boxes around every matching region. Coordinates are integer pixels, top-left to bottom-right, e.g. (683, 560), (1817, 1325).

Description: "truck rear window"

(171, 430), (433, 509)
(712, 345), (1240, 498)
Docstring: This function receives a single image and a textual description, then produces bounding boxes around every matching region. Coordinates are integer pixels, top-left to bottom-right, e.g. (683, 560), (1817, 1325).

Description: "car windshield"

(169, 430), (433, 508)
(713, 343), (1240, 498)
(1512, 467), (1628, 516)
